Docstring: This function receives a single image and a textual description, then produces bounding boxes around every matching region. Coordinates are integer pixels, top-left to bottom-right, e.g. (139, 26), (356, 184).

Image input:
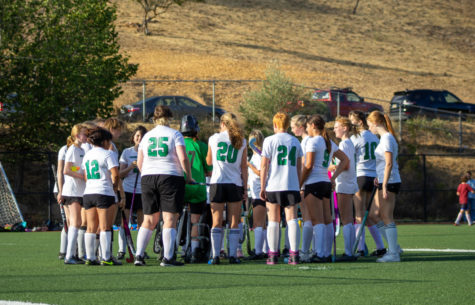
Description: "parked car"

(311, 88), (383, 119)
(119, 95), (226, 123)
(389, 89), (475, 120)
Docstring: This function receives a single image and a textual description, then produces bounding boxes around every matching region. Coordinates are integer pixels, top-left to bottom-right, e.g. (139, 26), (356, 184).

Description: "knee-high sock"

(284, 225), (290, 249)
(77, 226), (86, 259)
(376, 221), (388, 243)
(228, 228), (240, 258)
(100, 231), (112, 261)
(301, 221), (313, 253)
(324, 223), (334, 257)
(118, 226), (126, 253)
(354, 223), (366, 251)
(384, 222), (398, 255)
(66, 226), (79, 260)
(85, 233), (96, 261)
(262, 229), (268, 253)
(162, 228), (176, 260)
(455, 212), (463, 224)
(220, 225), (227, 251)
(211, 227), (223, 258)
(466, 212), (472, 224)
(267, 221), (280, 253)
(135, 227), (153, 257)
(368, 225), (385, 250)
(314, 224), (325, 257)
(60, 227), (68, 254)
(343, 224), (355, 256)
(287, 219), (300, 252)
(254, 227), (264, 255)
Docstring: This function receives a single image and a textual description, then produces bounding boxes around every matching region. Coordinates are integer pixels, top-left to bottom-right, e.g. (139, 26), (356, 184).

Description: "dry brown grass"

(111, 0), (475, 116)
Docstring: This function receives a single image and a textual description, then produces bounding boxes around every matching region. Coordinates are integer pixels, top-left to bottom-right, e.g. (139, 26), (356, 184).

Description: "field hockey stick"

(249, 138), (262, 156)
(327, 171), (340, 236)
(245, 202), (253, 256)
(352, 186), (377, 256)
(153, 220), (163, 254)
(51, 164), (68, 233)
(184, 206), (192, 262)
(330, 193), (336, 263)
(120, 209), (135, 263)
(176, 206), (187, 250)
(128, 171), (140, 224)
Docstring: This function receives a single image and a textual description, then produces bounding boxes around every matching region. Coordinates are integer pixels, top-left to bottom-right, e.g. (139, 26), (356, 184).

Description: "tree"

(0, 0), (137, 151)
(239, 65), (329, 134)
(135, 0), (204, 35)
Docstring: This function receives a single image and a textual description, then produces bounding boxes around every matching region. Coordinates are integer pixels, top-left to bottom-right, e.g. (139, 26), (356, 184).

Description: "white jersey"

(139, 125), (185, 177)
(81, 142), (93, 154)
(262, 133), (303, 192)
(53, 145), (67, 193)
(375, 133), (401, 184)
(209, 131), (246, 186)
(62, 145), (86, 197)
(335, 139), (358, 194)
(248, 153), (262, 199)
(300, 136), (311, 190)
(110, 142), (119, 162)
(120, 147), (142, 194)
(350, 130), (379, 177)
(304, 136), (339, 185)
(82, 147), (118, 196)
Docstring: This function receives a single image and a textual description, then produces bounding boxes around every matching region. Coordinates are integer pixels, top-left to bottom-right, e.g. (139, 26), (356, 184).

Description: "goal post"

(0, 161), (25, 227)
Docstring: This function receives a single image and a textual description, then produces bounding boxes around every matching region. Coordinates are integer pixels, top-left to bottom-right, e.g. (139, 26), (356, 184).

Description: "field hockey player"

(54, 142), (68, 260)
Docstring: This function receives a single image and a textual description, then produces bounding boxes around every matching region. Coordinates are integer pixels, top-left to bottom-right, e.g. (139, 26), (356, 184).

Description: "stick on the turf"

(128, 171), (140, 225)
(245, 202), (253, 256)
(330, 191), (337, 263)
(51, 164), (68, 233)
(249, 138), (262, 156)
(352, 186), (377, 256)
(120, 209), (136, 263)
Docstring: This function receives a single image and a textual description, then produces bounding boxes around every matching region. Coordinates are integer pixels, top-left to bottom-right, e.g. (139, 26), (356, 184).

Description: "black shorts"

(251, 198), (266, 208)
(209, 184), (243, 203)
(357, 176), (375, 192)
(377, 183), (401, 194)
(83, 194), (115, 210)
(304, 182), (332, 199)
(459, 204), (468, 211)
(189, 201), (207, 214)
(125, 192), (142, 211)
(62, 196), (83, 206)
(141, 175), (185, 214)
(266, 191), (301, 207)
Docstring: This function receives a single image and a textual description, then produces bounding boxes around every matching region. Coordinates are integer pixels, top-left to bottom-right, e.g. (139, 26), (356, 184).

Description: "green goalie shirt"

(184, 138), (212, 203)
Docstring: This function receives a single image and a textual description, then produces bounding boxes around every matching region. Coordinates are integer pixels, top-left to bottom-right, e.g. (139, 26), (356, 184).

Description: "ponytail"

(308, 114), (331, 153)
(367, 111), (398, 142)
(221, 113), (243, 149)
(321, 128), (331, 154)
(383, 114), (397, 140)
(66, 136), (74, 148)
(349, 110), (368, 133)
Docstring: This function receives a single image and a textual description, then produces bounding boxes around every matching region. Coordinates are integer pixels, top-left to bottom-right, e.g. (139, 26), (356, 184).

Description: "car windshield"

(176, 97), (198, 107)
(346, 92), (361, 102)
(312, 91), (330, 100)
(444, 92), (462, 104)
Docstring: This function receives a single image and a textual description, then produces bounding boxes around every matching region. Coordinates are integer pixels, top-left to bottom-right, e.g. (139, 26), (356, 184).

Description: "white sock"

(191, 240), (199, 253)
(368, 225), (385, 249)
(301, 221), (313, 252)
(355, 223), (366, 251)
(162, 228), (176, 260)
(385, 222), (398, 255)
(267, 221), (280, 253)
(254, 227), (264, 255)
(314, 224), (325, 257)
(66, 226), (79, 260)
(262, 229), (268, 253)
(324, 223), (334, 257)
(284, 225), (290, 249)
(136, 227), (153, 257)
(100, 231), (112, 261)
(85, 233), (96, 261)
(455, 212), (463, 224)
(287, 219), (300, 252)
(211, 227), (223, 258)
(77, 227), (86, 259)
(221, 226), (226, 251)
(343, 224), (353, 256)
(228, 228), (240, 258)
(60, 227), (68, 254)
(118, 226), (126, 253)
(377, 221), (388, 243)
(466, 213), (472, 224)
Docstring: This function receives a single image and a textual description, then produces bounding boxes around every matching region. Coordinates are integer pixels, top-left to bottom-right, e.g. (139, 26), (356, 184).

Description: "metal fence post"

(142, 80), (146, 122)
(212, 80), (216, 122)
(458, 111), (462, 152)
(422, 154), (427, 222)
(337, 91), (340, 117)
(398, 102), (402, 142)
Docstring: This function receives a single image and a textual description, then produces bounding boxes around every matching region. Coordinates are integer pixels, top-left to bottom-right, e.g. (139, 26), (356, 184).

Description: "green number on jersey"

(322, 150), (330, 167)
(363, 142), (377, 160)
(216, 142), (238, 163)
(85, 160), (100, 179)
(187, 150), (196, 167)
(277, 145), (297, 166)
(148, 137), (169, 157)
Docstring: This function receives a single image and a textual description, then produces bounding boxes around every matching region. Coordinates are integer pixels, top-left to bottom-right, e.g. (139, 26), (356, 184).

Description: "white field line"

(0, 302), (50, 305)
(403, 248), (475, 253)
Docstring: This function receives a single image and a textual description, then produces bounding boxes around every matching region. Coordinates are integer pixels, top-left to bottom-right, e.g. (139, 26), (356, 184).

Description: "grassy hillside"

(112, 0), (475, 113)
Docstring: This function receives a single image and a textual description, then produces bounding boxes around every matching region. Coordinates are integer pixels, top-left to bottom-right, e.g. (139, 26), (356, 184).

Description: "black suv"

(390, 89), (475, 120)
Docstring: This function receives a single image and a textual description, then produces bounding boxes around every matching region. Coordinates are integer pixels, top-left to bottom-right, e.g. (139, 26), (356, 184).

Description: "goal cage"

(0, 161), (25, 227)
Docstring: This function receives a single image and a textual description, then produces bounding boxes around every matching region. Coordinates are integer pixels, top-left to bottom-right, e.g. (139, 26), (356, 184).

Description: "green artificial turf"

(0, 225), (474, 305)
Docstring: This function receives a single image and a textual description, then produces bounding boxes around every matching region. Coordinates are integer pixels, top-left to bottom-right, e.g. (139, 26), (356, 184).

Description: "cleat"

(101, 258), (122, 266)
(376, 252), (401, 263)
(160, 257), (184, 267)
(85, 259), (100, 266)
(134, 255), (146, 266)
(58, 252), (66, 260)
(143, 252), (150, 259)
(370, 248), (387, 257)
(266, 252), (278, 265)
(311, 255), (328, 263)
(336, 254), (358, 262)
(288, 251), (299, 265)
(236, 249), (244, 258)
(208, 257), (220, 265)
(246, 252), (266, 260)
(229, 257), (241, 264)
(116, 252), (125, 260)
(397, 245), (404, 254)
(64, 257), (84, 265)
(454, 223), (459, 226)
(219, 250), (227, 259)
(299, 250), (312, 263)
(282, 248), (290, 258)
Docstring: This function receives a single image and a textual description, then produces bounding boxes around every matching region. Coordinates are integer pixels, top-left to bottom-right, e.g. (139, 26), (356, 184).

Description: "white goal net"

(0, 161), (24, 226)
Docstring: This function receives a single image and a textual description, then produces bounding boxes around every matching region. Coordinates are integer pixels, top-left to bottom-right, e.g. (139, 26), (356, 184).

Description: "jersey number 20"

(216, 142), (238, 163)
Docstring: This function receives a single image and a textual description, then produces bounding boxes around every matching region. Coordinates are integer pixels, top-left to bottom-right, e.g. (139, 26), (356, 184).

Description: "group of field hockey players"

(55, 103), (402, 266)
